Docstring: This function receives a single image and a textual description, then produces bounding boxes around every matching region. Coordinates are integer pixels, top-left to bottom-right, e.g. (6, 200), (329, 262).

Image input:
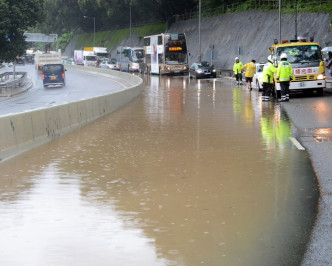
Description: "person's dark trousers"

(280, 81), (290, 101)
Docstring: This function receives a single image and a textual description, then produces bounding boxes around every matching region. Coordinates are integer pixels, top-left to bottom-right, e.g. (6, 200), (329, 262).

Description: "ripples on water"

(0, 76), (319, 265)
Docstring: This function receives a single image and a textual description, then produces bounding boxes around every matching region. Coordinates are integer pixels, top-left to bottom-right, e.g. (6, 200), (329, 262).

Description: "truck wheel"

(316, 88), (323, 96)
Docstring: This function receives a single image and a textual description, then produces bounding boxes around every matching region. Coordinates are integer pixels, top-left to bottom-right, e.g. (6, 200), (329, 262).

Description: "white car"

(253, 63), (265, 91)
(99, 58), (119, 71)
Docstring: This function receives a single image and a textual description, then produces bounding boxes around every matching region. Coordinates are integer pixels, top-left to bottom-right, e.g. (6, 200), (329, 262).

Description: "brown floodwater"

(0, 75), (319, 266)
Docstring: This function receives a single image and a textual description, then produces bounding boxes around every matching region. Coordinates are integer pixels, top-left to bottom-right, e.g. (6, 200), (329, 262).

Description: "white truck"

(35, 51), (62, 73)
(74, 50), (84, 65)
(83, 47), (97, 67)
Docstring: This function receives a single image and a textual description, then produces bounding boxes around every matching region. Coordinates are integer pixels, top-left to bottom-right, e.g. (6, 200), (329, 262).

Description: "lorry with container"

(35, 50), (62, 73)
(93, 47), (109, 59)
(74, 50), (84, 65)
(269, 38), (326, 96)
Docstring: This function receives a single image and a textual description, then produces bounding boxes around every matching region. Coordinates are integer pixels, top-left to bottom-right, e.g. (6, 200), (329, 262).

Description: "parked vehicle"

(83, 48), (97, 67)
(143, 33), (189, 75)
(42, 64), (66, 88)
(74, 50), (84, 65)
(24, 54), (35, 64)
(253, 63), (265, 91)
(270, 38), (325, 96)
(15, 57), (26, 65)
(99, 58), (119, 70)
(116, 46), (144, 72)
(189, 61), (216, 78)
(62, 57), (75, 65)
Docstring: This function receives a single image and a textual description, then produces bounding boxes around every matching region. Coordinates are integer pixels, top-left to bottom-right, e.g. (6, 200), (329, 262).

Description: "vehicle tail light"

(42, 74), (45, 79)
(62, 73), (65, 79)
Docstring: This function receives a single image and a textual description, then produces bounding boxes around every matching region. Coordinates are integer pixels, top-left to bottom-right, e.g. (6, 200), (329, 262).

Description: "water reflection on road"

(0, 75), (319, 265)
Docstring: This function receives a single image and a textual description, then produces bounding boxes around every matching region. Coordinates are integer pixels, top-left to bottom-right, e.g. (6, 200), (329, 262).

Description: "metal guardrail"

(0, 72), (28, 94)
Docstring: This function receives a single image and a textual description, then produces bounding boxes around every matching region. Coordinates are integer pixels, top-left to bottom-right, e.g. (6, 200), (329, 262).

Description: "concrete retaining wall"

(0, 67), (144, 162)
(65, 10), (331, 72)
(170, 11), (332, 70)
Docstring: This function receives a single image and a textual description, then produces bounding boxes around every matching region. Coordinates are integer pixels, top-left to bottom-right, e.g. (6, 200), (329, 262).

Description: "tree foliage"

(0, 0), (45, 62)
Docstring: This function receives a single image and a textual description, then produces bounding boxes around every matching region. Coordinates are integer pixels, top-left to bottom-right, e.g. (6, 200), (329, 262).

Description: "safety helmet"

(280, 53), (288, 59)
(235, 57), (239, 61)
(267, 55), (273, 62)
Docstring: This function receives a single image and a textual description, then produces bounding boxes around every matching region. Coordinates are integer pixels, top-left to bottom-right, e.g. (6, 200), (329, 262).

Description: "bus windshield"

(277, 45), (323, 64)
(164, 34), (188, 65)
(131, 49), (144, 62)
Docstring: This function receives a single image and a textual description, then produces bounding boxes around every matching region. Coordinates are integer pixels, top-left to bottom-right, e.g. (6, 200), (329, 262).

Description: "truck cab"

(270, 39), (326, 96)
(42, 64), (66, 88)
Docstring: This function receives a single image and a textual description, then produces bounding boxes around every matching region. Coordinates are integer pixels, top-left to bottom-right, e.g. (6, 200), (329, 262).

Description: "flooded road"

(0, 75), (319, 265)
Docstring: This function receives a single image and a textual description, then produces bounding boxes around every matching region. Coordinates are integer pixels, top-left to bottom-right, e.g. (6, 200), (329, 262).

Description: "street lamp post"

(198, 0), (201, 62)
(130, 2), (132, 47)
(83, 16), (95, 46)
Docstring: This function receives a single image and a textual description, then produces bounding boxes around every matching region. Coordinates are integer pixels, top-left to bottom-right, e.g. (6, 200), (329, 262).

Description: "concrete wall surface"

(169, 10), (332, 70)
(0, 67), (144, 162)
(65, 10), (331, 71)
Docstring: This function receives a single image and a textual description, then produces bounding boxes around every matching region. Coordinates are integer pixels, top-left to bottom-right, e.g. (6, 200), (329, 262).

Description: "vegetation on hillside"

(1, 0), (331, 59)
(0, 0), (45, 62)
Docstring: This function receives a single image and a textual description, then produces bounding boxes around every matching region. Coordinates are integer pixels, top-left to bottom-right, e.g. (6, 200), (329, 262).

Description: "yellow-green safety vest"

(277, 61), (293, 82)
(233, 61), (244, 74)
(262, 62), (277, 84)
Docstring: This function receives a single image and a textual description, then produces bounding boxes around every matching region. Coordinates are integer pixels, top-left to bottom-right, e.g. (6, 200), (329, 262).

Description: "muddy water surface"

(0, 76), (319, 265)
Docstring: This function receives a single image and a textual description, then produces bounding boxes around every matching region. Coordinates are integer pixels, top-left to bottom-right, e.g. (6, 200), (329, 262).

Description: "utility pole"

(199, 0), (201, 62)
(83, 16), (95, 46)
(294, 0), (297, 40)
(130, 1), (132, 47)
(279, 0), (281, 43)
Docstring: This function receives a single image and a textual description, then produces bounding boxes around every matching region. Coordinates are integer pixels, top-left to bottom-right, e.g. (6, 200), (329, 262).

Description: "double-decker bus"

(143, 33), (189, 75)
(270, 38), (326, 96)
(116, 46), (144, 72)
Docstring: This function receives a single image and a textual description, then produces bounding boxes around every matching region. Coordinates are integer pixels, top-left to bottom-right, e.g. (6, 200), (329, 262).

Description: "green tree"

(38, 0), (83, 34)
(0, 0), (45, 62)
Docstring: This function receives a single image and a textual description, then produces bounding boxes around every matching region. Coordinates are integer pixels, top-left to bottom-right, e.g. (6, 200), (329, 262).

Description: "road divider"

(0, 66), (144, 162)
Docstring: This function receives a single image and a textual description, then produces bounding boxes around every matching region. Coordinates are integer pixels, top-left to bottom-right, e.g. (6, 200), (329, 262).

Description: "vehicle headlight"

(212, 69), (216, 72)
(317, 74), (325, 80)
(132, 63), (139, 69)
(183, 66), (187, 70)
(166, 66), (171, 70)
(197, 69), (203, 73)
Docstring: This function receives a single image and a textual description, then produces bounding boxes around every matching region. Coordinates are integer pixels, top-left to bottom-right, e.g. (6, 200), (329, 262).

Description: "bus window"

(144, 37), (150, 46)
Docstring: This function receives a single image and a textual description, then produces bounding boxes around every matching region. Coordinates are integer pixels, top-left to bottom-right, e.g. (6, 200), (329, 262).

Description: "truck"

(35, 51), (62, 73)
(83, 47), (97, 67)
(93, 47), (108, 59)
(74, 50), (84, 65)
(269, 38), (326, 96)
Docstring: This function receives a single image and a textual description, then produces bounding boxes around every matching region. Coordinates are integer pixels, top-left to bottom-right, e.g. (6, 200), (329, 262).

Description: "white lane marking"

(290, 137), (305, 150)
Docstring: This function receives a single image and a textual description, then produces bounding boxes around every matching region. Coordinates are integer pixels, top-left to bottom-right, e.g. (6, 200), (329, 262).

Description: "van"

(42, 64), (66, 87)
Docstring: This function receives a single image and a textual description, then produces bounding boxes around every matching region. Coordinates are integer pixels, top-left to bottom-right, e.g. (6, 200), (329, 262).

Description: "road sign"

(24, 33), (58, 43)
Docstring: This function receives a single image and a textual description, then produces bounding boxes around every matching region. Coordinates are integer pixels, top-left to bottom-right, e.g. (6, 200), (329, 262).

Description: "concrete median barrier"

(0, 66), (144, 162)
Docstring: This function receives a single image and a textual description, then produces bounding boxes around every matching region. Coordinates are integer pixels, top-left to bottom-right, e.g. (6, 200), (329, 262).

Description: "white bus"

(116, 46), (144, 72)
(143, 33), (189, 75)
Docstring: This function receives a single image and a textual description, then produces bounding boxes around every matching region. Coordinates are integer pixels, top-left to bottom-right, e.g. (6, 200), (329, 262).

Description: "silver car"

(99, 58), (120, 71)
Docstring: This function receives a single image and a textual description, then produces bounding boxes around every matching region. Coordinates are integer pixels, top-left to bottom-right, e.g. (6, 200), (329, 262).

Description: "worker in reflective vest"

(262, 55), (277, 102)
(233, 57), (244, 85)
(277, 53), (293, 102)
(242, 59), (256, 91)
